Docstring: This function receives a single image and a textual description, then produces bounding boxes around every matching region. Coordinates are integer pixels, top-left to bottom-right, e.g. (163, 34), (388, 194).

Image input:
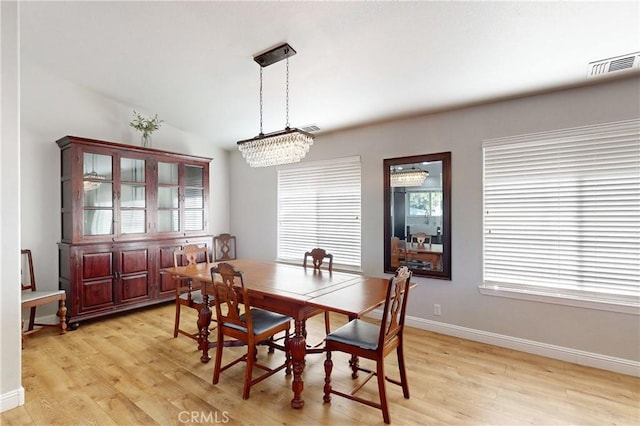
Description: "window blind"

(482, 120), (640, 308)
(277, 156), (361, 269)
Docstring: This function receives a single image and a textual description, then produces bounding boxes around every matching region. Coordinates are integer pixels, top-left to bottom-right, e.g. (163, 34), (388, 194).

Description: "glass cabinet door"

(83, 152), (113, 236)
(120, 157), (147, 234)
(157, 162), (180, 232)
(184, 165), (205, 231)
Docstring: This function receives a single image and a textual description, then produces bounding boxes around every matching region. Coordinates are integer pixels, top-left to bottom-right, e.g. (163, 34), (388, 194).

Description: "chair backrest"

(214, 233), (237, 261)
(210, 262), (251, 332)
(303, 248), (333, 272)
(413, 232), (431, 247)
(174, 244), (209, 268)
(21, 249), (37, 292)
(378, 266), (412, 349)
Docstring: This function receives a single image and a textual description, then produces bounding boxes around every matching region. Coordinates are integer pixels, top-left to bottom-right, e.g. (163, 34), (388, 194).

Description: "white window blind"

(482, 120), (640, 311)
(277, 156), (361, 270)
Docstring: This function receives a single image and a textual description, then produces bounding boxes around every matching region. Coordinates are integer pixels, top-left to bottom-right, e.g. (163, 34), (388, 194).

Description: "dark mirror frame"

(383, 152), (452, 279)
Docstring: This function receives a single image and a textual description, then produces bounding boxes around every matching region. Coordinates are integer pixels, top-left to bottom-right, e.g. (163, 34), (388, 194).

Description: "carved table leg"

(323, 351), (333, 402)
(198, 291), (212, 363)
(290, 318), (307, 408)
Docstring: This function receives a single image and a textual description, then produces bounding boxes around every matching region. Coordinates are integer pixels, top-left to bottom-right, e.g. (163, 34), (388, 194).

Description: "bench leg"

(58, 299), (67, 334)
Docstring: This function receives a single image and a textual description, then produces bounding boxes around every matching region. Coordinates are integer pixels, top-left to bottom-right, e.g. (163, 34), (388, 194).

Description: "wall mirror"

(384, 152), (451, 279)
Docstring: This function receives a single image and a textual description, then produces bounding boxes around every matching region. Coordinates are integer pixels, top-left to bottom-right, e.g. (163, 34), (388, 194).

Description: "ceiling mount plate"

(254, 43), (297, 68)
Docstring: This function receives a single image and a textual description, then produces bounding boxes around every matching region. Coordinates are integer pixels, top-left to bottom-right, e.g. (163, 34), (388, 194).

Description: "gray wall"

(229, 76), (640, 363)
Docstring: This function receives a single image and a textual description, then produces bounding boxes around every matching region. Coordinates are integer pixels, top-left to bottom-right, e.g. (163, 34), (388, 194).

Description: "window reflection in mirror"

(384, 152), (451, 279)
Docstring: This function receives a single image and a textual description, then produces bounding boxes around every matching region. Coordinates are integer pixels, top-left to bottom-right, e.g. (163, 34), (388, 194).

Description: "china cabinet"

(57, 136), (213, 328)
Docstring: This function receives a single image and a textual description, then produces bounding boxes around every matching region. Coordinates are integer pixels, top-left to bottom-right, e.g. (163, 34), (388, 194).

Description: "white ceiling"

(19, 1), (640, 150)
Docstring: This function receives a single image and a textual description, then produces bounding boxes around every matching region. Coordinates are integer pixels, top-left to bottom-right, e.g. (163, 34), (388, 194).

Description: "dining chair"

(303, 247), (333, 272)
(303, 248), (334, 350)
(172, 244), (212, 341)
(412, 232), (431, 247)
(213, 233), (237, 261)
(323, 266), (412, 424)
(20, 249), (67, 345)
(210, 262), (292, 399)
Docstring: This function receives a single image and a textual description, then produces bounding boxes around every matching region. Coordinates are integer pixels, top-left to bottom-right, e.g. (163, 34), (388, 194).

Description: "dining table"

(161, 258), (391, 409)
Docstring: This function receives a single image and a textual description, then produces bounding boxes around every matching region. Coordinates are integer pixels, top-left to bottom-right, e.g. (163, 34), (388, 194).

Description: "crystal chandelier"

(237, 43), (314, 168)
(390, 168), (429, 187)
(83, 171), (105, 191)
(83, 155), (105, 190)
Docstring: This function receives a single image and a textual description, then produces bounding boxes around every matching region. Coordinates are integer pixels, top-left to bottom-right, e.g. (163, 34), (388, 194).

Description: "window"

(408, 191), (443, 217)
(481, 120), (640, 314)
(277, 156), (361, 270)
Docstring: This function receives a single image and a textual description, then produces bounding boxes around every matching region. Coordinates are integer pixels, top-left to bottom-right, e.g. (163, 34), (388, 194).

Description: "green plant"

(129, 110), (163, 137)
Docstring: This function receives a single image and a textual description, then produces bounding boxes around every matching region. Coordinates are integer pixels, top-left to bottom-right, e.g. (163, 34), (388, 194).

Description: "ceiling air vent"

(300, 124), (320, 133)
(587, 52), (640, 78)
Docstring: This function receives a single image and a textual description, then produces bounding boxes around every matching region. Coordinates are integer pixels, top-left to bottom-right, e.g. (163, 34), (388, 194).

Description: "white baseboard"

(0, 386), (24, 413)
(366, 311), (640, 377)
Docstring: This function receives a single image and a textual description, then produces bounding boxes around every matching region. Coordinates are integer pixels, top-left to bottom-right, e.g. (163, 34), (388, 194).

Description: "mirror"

(384, 152), (451, 279)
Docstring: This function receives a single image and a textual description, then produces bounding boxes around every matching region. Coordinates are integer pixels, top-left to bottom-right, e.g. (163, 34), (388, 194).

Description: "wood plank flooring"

(2, 303), (638, 425)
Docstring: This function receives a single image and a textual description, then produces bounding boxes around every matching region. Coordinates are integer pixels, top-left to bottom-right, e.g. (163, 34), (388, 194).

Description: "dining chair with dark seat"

(412, 232), (431, 247)
(172, 244), (211, 341)
(210, 262), (292, 399)
(21, 249), (67, 345)
(303, 248), (334, 350)
(213, 233), (237, 261)
(323, 266), (412, 424)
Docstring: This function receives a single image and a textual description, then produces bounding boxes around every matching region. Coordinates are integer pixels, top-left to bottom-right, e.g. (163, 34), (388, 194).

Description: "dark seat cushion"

(326, 319), (379, 350)
(224, 308), (291, 335)
(179, 289), (204, 304)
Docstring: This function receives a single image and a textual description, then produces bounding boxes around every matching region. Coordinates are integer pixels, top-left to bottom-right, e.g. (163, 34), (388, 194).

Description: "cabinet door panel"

(118, 249), (150, 302)
(82, 278), (114, 309)
(119, 249), (148, 273)
(82, 252), (113, 279)
(158, 244), (181, 294)
(122, 275), (149, 301)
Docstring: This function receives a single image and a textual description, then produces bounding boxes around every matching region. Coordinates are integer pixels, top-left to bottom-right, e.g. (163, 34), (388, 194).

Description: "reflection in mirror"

(384, 152), (451, 279)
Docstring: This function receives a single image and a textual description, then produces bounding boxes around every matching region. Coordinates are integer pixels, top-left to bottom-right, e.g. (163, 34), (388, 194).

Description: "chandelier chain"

(285, 56), (290, 128)
(259, 67), (264, 135)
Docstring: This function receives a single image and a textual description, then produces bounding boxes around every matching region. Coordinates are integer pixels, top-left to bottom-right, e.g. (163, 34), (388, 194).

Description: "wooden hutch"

(57, 136), (213, 328)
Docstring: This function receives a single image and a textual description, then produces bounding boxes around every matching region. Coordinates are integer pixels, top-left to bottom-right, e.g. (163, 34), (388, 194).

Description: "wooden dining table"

(161, 258), (390, 409)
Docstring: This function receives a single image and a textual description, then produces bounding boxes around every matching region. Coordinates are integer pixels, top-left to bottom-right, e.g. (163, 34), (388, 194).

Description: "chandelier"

(237, 43), (314, 168)
(83, 154), (105, 190)
(390, 167), (429, 187)
(83, 171), (105, 191)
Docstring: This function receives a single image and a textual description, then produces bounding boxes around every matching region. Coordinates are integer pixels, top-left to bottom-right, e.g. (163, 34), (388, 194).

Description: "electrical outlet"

(434, 304), (441, 316)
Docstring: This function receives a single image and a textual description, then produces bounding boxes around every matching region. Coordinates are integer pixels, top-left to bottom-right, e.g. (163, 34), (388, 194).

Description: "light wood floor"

(2, 303), (639, 425)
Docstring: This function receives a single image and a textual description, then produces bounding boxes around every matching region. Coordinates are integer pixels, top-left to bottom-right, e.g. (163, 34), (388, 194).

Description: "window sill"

(478, 284), (640, 315)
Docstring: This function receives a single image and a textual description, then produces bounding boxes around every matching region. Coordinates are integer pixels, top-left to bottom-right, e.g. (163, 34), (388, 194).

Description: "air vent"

(300, 124), (320, 133)
(588, 52), (640, 78)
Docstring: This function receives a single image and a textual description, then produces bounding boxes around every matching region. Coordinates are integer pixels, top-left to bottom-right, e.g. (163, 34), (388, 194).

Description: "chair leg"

(243, 343), (255, 400)
(376, 360), (390, 424)
(212, 329), (224, 385)
(28, 307), (36, 331)
(173, 302), (181, 338)
(323, 351), (333, 403)
(397, 341), (410, 398)
(284, 330), (291, 375)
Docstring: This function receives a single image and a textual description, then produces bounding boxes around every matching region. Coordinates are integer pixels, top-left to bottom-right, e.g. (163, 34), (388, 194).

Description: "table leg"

(289, 318), (306, 408)
(198, 292), (212, 363)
